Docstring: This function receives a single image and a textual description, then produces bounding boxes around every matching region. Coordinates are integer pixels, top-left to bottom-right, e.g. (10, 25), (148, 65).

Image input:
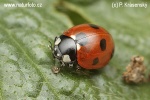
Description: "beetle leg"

(69, 63), (74, 68)
(60, 61), (65, 67)
(76, 65), (90, 76)
(76, 65), (82, 72)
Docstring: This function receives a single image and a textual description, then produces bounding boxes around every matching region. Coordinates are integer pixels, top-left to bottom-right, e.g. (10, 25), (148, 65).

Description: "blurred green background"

(0, 0), (150, 100)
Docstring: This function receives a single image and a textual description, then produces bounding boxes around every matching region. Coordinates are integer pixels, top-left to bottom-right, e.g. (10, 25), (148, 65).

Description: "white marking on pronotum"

(55, 38), (61, 45)
(77, 43), (81, 50)
(63, 55), (71, 62)
(70, 35), (76, 40)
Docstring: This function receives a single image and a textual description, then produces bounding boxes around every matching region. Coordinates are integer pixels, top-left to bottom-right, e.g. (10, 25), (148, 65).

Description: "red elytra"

(63, 24), (114, 69)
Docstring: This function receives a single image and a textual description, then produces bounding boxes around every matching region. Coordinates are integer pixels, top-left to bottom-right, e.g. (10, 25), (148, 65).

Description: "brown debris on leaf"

(51, 66), (60, 74)
(123, 55), (147, 84)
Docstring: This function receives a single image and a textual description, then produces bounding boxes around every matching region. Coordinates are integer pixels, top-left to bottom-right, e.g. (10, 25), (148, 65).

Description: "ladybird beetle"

(49, 24), (114, 70)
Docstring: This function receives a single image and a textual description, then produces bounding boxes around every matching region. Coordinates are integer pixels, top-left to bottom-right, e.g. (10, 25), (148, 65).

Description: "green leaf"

(0, 0), (150, 100)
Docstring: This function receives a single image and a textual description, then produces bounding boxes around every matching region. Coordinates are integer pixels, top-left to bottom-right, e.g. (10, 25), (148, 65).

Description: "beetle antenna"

(48, 41), (53, 50)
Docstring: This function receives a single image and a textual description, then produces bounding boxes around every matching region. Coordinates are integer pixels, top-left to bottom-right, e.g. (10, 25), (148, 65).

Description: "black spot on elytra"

(92, 57), (99, 65)
(110, 48), (114, 59)
(100, 39), (106, 51)
(89, 24), (99, 29)
(75, 32), (88, 46)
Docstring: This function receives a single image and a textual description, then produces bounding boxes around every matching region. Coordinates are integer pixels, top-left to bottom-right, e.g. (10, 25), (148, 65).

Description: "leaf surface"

(0, 0), (150, 100)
